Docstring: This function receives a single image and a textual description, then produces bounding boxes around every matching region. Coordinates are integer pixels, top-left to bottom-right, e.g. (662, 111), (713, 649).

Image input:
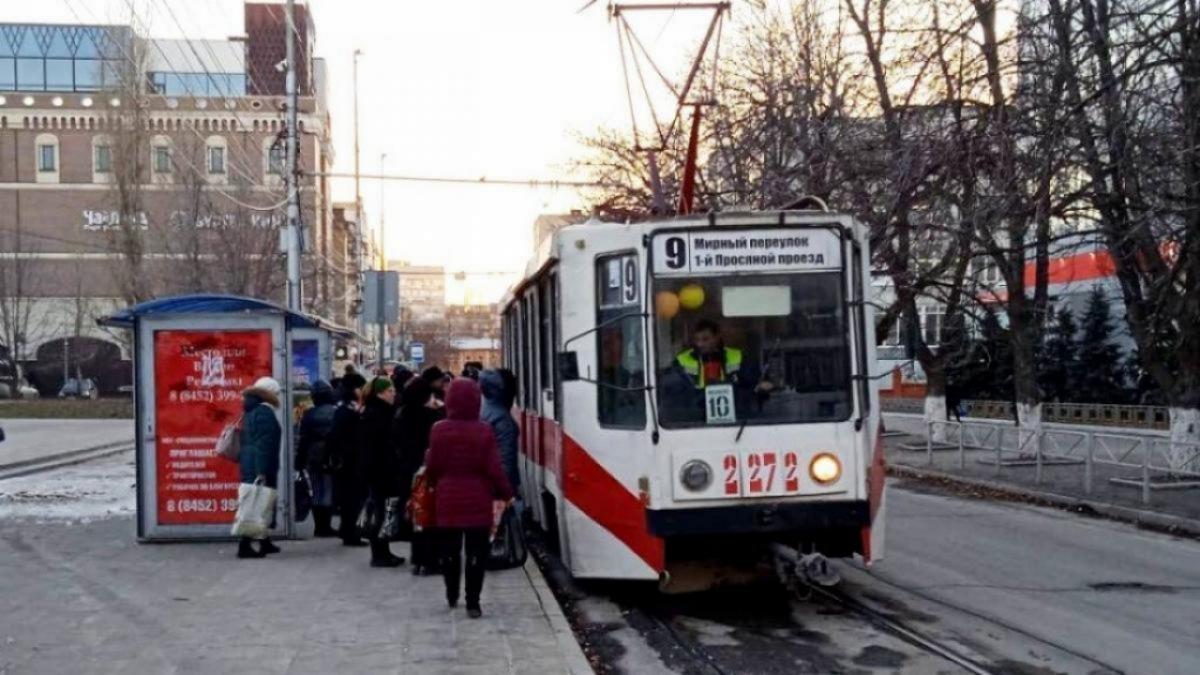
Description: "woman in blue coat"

(238, 376), (283, 559)
(479, 369), (519, 496)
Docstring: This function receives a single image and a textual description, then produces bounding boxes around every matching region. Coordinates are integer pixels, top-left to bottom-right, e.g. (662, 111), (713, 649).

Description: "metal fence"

(923, 419), (1200, 506)
(963, 400), (1170, 429)
(881, 397), (1170, 430)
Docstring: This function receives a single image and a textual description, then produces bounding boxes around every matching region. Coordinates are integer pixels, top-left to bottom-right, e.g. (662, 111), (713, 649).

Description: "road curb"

(523, 556), (595, 674)
(889, 463), (1200, 538)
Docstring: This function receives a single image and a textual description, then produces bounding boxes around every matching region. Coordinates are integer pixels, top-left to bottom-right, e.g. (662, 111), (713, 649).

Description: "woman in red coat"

(425, 378), (513, 618)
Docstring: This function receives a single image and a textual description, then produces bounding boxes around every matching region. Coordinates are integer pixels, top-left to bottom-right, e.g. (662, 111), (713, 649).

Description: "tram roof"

(502, 209), (865, 311)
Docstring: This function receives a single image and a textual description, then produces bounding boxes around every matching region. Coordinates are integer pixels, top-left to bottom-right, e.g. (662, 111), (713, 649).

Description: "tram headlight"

(809, 454), (841, 485)
(680, 460), (713, 492)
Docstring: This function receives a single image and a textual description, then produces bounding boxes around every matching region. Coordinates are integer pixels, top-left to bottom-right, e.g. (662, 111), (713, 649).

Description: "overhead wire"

(622, 15), (670, 149)
(130, 0), (277, 183)
(308, 171), (612, 189)
(615, 14), (644, 149)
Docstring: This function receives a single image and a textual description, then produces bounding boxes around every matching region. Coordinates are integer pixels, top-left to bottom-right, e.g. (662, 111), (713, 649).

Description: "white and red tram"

(501, 208), (885, 590)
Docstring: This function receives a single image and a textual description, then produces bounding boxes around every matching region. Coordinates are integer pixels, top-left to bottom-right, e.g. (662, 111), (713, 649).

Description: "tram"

(500, 207), (884, 590)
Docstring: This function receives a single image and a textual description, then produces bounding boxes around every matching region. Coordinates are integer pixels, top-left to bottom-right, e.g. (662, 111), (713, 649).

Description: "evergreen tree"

(959, 311), (1013, 401)
(1037, 306), (1078, 402)
(1074, 287), (1126, 403)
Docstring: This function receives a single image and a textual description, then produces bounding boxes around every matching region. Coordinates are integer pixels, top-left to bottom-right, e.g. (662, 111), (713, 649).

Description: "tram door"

(520, 294), (544, 524)
(534, 274), (562, 536)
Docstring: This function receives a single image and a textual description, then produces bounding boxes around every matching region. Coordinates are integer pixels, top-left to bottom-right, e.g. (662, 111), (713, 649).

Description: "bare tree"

(103, 37), (154, 304)
(1036, 0), (1200, 466)
(0, 208), (44, 383)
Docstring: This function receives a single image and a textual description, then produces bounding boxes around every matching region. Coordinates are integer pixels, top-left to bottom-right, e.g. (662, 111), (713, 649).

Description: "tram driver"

(660, 319), (773, 423)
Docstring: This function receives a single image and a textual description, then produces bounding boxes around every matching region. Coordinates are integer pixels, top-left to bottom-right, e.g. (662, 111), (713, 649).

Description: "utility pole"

(352, 48), (364, 336)
(377, 152), (387, 370)
(284, 0), (302, 311)
(350, 48), (360, 225)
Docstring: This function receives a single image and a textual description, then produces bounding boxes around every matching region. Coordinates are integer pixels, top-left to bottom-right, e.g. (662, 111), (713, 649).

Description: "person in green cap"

(360, 377), (405, 567)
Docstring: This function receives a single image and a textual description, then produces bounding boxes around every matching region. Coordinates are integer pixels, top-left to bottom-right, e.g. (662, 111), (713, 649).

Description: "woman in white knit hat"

(237, 376), (283, 559)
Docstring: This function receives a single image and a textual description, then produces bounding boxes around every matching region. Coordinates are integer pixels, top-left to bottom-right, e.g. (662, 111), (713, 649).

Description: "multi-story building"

(389, 261), (446, 325)
(0, 2), (355, 394)
(445, 302), (499, 341)
(445, 337), (501, 376)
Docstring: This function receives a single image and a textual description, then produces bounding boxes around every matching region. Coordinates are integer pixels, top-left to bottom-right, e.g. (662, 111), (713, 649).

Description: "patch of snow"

(609, 626), (678, 675)
(676, 616), (742, 647)
(0, 451), (136, 523)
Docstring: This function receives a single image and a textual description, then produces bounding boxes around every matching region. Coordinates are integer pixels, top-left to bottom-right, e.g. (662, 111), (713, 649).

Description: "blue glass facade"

(0, 23), (249, 97)
(0, 24), (131, 92)
(147, 71), (247, 97)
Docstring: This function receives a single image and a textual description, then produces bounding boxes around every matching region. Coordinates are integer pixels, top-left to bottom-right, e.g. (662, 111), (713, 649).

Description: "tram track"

(0, 442), (134, 482)
(529, 529), (997, 674)
(798, 581), (994, 675)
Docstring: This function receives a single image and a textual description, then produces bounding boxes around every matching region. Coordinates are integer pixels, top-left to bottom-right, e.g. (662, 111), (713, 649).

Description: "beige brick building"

(0, 4), (364, 394)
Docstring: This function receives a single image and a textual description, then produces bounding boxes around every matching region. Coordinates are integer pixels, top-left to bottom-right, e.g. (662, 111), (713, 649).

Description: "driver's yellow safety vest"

(675, 347), (742, 387)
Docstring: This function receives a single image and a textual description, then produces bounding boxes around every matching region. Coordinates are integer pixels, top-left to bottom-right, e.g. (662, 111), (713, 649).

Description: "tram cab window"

(596, 253), (646, 428)
(653, 271), (851, 427)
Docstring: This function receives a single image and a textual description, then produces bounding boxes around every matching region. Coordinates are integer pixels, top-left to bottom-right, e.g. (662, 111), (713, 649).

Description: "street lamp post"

(377, 152), (387, 370)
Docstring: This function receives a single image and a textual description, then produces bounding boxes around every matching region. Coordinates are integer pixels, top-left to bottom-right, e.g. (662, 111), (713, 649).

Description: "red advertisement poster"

(153, 330), (274, 525)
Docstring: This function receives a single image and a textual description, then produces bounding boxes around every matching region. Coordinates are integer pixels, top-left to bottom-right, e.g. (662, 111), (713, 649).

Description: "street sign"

(363, 270), (399, 324)
(410, 341), (425, 365)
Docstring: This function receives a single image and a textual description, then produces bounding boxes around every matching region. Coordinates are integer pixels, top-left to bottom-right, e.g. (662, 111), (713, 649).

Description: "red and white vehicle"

(501, 208), (884, 590)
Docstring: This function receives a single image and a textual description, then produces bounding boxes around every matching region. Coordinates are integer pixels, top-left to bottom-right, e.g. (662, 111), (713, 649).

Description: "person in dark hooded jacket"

(426, 379), (513, 618)
(297, 380), (337, 537)
(329, 372), (368, 546)
(361, 377), (405, 567)
(393, 376), (445, 574)
(422, 366), (449, 401)
(237, 376), (283, 559)
(479, 369), (519, 496)
(391, 366), (414, 398)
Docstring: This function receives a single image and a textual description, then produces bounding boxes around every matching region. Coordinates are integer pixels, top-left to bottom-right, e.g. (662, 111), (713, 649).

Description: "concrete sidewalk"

(883, 413), (1200, 532)
(0, 514), (592, 674)
(0, 418), (134, 471)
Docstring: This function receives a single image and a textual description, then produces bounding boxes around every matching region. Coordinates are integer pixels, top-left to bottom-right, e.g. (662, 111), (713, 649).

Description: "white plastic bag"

(230, 480), (277, 539)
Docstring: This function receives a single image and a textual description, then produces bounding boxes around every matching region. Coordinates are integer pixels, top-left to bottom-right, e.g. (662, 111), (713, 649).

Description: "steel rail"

(803, 582), (996, 675)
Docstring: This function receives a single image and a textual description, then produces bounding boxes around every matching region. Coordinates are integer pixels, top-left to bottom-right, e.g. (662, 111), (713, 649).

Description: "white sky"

(21, 0), (711, 304)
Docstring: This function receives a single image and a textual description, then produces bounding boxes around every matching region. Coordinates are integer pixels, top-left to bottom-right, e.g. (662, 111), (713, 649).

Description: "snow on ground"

(0, 451), (136, 523)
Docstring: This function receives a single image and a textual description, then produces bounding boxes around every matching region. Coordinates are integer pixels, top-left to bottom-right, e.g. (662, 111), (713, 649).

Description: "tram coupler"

(770, 543), (841, 589)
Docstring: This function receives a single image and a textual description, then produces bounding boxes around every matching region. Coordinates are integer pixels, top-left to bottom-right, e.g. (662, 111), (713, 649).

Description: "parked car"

(59, 377), (99, 400)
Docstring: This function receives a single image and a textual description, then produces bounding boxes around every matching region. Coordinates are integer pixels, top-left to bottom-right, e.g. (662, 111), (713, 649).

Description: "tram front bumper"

(646, 500), (869, 537)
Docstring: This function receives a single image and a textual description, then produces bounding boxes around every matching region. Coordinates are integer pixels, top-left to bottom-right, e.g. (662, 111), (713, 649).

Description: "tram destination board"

(652, 228), (842, 276)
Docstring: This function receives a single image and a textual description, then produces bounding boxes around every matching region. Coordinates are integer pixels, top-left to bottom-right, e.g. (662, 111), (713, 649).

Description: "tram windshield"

(652, 271), (852, 427)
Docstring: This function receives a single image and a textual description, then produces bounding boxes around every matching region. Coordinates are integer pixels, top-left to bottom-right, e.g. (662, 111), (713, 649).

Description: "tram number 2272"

(722, 451), (801, 496)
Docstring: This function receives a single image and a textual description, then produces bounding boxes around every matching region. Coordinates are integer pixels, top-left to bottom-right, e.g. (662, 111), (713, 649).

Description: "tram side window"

(596, 253), (646, 428)
(539, 278), (553, 403)
(521, 297), (533, 409)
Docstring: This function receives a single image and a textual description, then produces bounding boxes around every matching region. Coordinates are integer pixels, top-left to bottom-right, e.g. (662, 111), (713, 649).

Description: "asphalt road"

(566, 482), (1200, 674)
(835, 482), (1200, 674)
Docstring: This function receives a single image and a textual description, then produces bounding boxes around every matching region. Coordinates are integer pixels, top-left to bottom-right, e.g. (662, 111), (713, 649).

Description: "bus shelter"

(100, 294), (357, 541)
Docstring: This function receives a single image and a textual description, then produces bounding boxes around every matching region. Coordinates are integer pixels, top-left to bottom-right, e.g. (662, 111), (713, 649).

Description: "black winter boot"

(237, 538), (265, 559)
(259, 538), (281, 555)
(312, 507), (336, 538)
(369, 540), (403, 567)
